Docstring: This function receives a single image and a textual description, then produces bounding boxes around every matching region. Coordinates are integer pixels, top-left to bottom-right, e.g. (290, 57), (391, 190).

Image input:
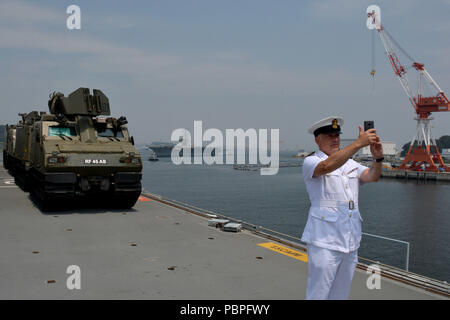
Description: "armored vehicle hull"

(3, 88), (142, 210)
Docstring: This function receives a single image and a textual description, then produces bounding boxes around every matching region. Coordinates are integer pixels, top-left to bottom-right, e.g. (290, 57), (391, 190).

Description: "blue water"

(141, 149), (450, 282)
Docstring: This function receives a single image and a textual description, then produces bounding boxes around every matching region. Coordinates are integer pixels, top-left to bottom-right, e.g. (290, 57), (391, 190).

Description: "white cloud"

(212, 52), (249, 61)
(308, 0), (363, 20)
(0, 25), (181, 70)
(307, 0), (429, 23)
(0, 0), (62, 25)
(0, 1), (362, 99)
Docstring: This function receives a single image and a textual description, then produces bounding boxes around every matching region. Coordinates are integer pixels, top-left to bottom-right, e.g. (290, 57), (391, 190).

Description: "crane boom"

(368, 12), (450, 118)
(367, 10), (450, 172)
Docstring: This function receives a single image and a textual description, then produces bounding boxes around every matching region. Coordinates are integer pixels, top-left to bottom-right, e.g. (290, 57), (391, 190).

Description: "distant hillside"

(400, 135), (450, 156)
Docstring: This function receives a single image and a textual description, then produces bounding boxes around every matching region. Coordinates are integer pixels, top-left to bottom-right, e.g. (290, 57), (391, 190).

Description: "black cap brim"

(313, 125), (342, 137)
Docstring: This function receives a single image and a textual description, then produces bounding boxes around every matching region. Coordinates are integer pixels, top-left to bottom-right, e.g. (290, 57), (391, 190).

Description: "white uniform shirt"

(301, 150), (369, 253)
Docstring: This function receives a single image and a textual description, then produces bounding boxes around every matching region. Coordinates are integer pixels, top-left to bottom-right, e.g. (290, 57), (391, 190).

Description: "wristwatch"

(375, 157), (384, 163)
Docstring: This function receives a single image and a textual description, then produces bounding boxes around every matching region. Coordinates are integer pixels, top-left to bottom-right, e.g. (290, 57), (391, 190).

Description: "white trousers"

(306, 244), (358, 300)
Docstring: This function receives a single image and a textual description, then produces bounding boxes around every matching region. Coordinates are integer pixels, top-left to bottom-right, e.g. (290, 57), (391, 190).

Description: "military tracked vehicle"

(3, 88), (142, 210)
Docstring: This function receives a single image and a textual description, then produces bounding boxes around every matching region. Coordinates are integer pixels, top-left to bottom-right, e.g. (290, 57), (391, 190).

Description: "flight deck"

(0, 165), (447, 300)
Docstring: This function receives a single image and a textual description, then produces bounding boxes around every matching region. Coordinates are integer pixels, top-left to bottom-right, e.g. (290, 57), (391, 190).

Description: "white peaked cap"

(307, 116), (344, 135)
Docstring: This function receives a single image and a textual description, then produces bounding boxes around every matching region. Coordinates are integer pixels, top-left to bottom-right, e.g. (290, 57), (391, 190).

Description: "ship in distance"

(148, 151), (159, 161)
(146, 141), (176, 157)
(146, 140), (214, 157)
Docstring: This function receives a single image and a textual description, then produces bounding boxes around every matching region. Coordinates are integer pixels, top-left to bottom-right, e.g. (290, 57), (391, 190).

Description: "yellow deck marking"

(258, 242), (308, 262)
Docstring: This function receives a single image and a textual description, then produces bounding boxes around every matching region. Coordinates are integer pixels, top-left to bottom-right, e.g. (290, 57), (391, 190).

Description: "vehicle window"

(49, 126), (77, 136)
(96, 127), (124, 138)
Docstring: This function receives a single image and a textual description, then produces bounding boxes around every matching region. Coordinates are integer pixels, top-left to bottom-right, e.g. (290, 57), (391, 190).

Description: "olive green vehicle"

(3, 88), (142, 210)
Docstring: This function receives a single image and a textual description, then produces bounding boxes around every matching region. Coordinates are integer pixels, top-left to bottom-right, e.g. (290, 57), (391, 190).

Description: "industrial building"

(442, 148), (450, 160)
(340, 138), (398, 160)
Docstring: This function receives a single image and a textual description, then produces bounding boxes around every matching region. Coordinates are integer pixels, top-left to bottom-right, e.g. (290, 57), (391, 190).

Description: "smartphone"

(364, 121), (374, 131)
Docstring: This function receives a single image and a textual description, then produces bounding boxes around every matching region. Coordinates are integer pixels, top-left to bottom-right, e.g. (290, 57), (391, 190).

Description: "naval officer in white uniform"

(301, 116), (383, 300)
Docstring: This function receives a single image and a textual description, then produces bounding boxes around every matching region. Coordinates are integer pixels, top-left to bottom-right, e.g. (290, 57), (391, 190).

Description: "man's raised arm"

(313, 126), (378, 178)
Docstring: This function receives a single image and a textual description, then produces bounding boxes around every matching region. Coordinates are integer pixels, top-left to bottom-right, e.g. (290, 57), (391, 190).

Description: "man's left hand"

(360, 138), (384, 183)
(370, 137), (383, 159)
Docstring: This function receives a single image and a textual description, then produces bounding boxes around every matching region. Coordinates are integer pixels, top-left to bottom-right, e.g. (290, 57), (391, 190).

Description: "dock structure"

(381, 169), (450, 182)
(233, 162), (302, 171)
(0, 164), (448, 299)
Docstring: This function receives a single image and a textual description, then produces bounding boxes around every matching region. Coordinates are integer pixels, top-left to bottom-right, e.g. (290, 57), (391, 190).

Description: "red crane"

(368, 10), (450, 172)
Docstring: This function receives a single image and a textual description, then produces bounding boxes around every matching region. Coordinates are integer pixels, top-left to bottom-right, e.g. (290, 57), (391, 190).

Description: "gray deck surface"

(0, 167), (445, 300)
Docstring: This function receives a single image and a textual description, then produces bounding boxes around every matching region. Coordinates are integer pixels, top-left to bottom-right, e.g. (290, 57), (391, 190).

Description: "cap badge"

(332, 119), (338, 129)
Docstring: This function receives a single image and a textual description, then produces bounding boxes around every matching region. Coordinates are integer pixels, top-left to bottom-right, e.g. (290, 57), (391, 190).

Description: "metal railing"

(362, 232), (410, 271)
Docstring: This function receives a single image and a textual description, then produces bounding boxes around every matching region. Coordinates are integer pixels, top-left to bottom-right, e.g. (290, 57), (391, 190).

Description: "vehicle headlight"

(48, 157), (57, 164)
(47, 156), (66, 164)
(120, 156), (140, 164)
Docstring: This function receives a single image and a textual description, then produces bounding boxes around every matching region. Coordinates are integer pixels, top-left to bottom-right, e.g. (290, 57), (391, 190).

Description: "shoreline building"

(340, 138), (397, 160)
(442, 148), (450, 161)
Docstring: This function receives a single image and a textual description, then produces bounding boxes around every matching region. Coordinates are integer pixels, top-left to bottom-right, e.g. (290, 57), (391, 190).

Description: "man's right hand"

(357, 125), (378, 148)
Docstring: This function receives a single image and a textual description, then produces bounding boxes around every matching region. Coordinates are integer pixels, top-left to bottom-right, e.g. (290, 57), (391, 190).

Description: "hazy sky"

(1, 0), (449, 151)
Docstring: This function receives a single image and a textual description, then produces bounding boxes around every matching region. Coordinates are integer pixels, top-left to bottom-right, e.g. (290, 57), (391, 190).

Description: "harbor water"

(141, 149), (450, 282)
